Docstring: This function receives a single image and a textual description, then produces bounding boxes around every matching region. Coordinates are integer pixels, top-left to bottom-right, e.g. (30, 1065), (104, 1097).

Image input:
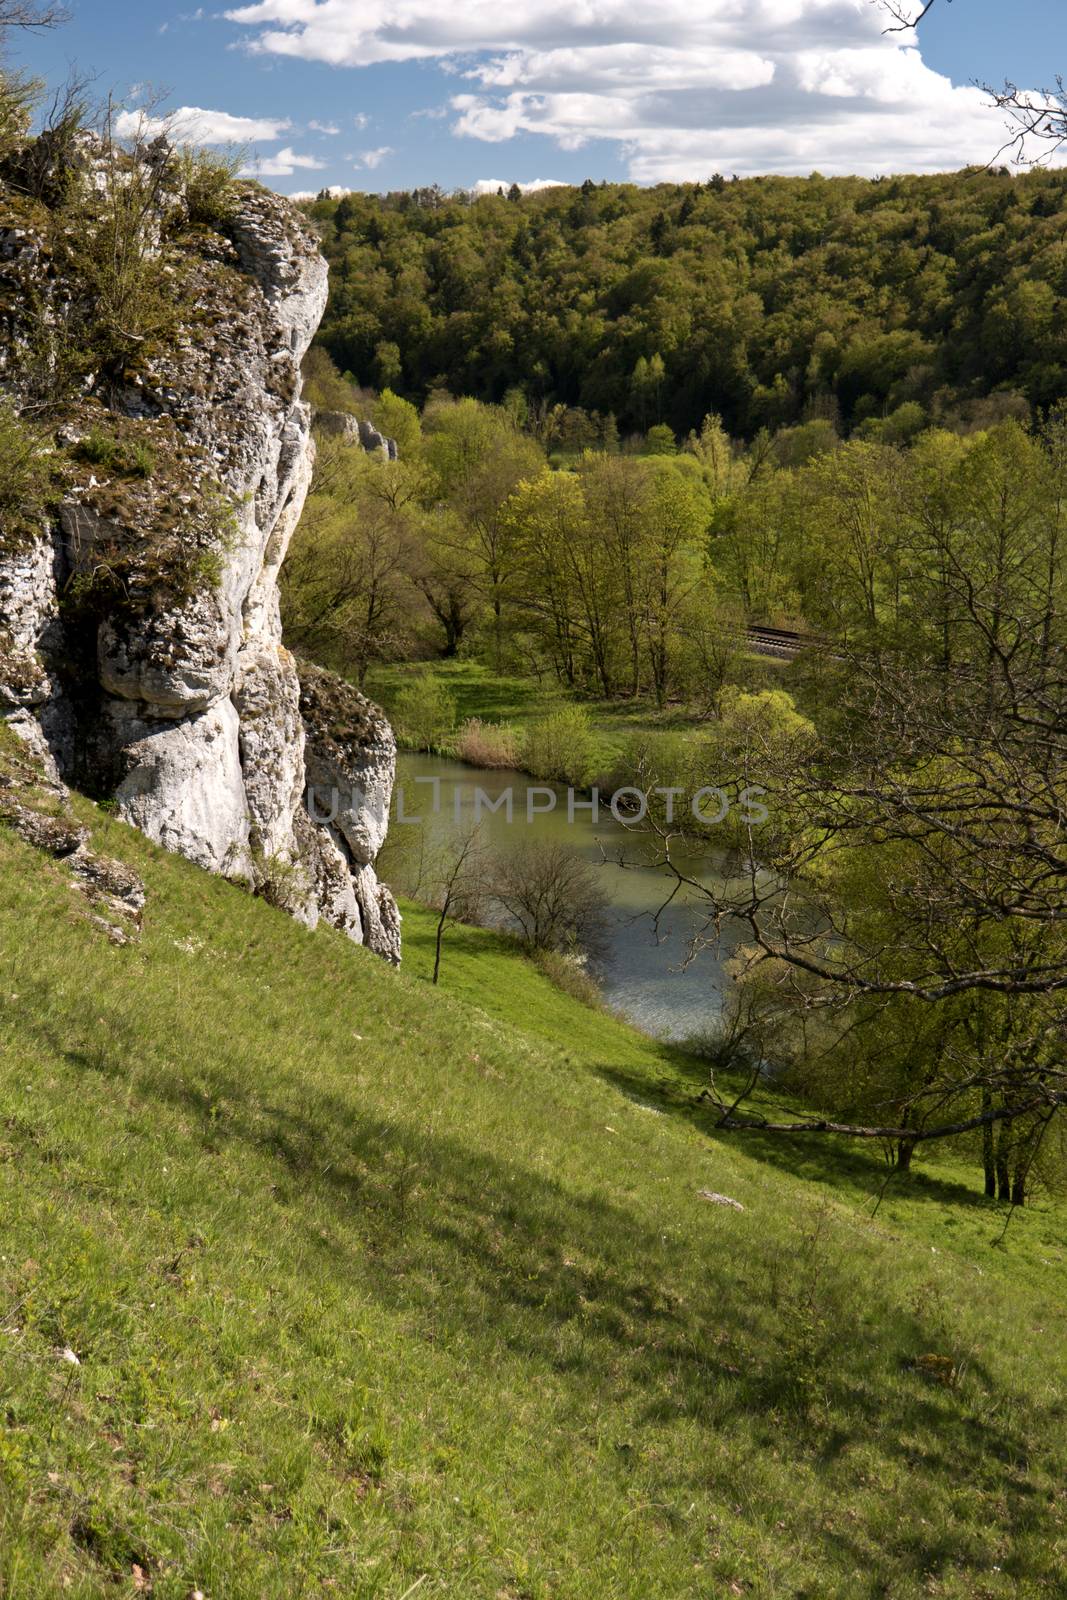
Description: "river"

(379, 752), (757, 1042)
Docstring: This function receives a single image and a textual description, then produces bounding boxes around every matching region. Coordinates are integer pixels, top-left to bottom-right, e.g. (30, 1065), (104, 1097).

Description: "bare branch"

(0, 1), (69, 29)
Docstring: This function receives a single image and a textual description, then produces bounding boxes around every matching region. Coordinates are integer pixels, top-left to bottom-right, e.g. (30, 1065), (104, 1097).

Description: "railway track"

(744, 625), (824, 658)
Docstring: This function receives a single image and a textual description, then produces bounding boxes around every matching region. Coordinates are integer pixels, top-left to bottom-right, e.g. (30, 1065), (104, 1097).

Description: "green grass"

(366, 658), (791, 763)
(366, 661), (567, 736)
(1, 790), (1066, 1597)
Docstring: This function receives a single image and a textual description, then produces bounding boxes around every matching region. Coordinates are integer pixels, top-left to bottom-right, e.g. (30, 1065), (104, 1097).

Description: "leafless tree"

(489, 840), (610, 957)
(878, 0), (1067, 163)
(429, 826), (489, 985)
(0, 2), (69, 28)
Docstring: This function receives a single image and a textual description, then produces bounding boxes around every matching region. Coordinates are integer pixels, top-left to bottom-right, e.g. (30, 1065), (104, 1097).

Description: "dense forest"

(305, 169), (1067, 441)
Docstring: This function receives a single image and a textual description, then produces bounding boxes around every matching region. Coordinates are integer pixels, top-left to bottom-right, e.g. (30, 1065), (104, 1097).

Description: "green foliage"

(0, 63), (38, 161)
(521, 704), (598, 788)
(250, 846), (309, 915)
(73, 430), (155, 478)
(4, 105), (244, 404)
(174, 144), (242, 230)
(643, 422), (676, 455)
(309, 170), (1067, 437)
(0, 400), (51, 549)
(372, 387), (421, 455)
(281, 437), (420, 683)
(301, 345), (365, 414)
(393, 669), (457, 750)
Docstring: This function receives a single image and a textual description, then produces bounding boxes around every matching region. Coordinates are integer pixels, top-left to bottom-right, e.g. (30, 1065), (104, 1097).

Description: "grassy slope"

(1, 796), (1065, 1599)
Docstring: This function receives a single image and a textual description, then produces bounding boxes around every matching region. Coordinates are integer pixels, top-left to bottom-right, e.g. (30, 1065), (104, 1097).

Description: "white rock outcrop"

(0, 182), (400, 962)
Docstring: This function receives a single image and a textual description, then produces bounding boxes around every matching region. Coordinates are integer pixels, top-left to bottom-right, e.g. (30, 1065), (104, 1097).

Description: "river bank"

(365, 655), (790, 786)
(379, 751), (761, 1042)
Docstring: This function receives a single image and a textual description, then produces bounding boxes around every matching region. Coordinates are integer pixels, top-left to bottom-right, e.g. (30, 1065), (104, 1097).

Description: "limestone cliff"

(0, 167), (400, 963)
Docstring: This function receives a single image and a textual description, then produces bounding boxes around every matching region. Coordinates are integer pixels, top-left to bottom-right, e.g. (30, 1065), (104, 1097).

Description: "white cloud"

(356, 146), (394, 168)
(309, 118), (341, 134)
(115, 106), (291, 145)
(471, 177), (568, 195)
(222, 0), (1065, 178)
(289, 183), (353, 199)
(240, 145), (327, 176)
(353, 112), (370, 129)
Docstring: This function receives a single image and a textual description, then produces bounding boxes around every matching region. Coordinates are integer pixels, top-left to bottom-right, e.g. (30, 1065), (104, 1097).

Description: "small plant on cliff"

(0, 399), (52, 551)
(172, 143), (242, 232)
(74, 430), (155, 478)
(62, 102), (184, 384)
(50, 99), (239, 393)
(250, 846), (308, 915)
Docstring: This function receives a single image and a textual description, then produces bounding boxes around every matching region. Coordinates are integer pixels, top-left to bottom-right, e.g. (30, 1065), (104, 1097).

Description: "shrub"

(393, 672), (457, 751)
(0, 401), (51, 550)
(453, 717), (519, 769)
(175, 146), (242, 231)
(644, 423), (677, 455)
(372, 388), (421, 455)
(0, 65), (38, 161)
(74, 431), (155, 478)
(301, 347), (366, 415)
(60, 106), (186, 385)
(488, 839), (609, 957)
(595, 730), (688, 800)
(531, 947), (604, 1009)
(251, 848), (308, 914)
(522, 704), (598, 788)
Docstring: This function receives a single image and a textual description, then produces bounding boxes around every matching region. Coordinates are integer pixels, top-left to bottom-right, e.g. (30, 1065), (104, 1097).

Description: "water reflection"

(380, 753), (755, 1042)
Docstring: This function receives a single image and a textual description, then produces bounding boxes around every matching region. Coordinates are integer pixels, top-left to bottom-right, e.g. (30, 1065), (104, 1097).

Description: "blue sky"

(10, 0), (1067, 194)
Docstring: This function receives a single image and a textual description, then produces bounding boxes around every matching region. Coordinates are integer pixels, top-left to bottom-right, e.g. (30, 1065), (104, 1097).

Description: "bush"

(644, 423), (677, 455)
(488, 839), (609, 957)
(595, 729), (688, 800)
(301, 347), (366, 415)
(531, 947), (604, 1009)
(175, 146), (241, 230)
(453, 717), (519, 769)
(393, 672), (457, 751)
(74, 431), (155, 478)
(522, 705), (598, 788)
(0, 401), (51, 549)
(0, 65), (37, 161)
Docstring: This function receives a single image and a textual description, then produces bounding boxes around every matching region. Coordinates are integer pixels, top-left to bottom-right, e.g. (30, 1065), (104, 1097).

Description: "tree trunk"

(433, 898), (449, 985)
(982, 1090), (996, 1197)
(995, 1117), (1013, 1203)
(896, 1138), (914, 1171)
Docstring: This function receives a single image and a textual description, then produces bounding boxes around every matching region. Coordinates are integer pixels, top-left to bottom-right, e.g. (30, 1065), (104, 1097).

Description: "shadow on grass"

(27, 995), (1063, 1594)
(594, 1051), (1001, 1217)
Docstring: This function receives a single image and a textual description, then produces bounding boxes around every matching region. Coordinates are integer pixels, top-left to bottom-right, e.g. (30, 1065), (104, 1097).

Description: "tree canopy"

(304, 169), (1067, 442)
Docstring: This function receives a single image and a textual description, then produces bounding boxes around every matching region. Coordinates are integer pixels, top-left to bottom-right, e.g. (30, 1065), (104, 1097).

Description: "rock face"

(0, 734), (146, 947)
(0, 181), (401, 962)
(315, 409), (398, 460)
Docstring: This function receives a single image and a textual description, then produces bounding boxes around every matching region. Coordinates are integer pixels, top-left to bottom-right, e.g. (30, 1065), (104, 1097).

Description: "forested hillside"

(306, 169), (1067, 440)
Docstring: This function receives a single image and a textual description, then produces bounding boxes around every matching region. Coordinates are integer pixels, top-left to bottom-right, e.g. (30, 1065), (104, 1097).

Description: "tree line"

(302, 167), (1067, 443)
